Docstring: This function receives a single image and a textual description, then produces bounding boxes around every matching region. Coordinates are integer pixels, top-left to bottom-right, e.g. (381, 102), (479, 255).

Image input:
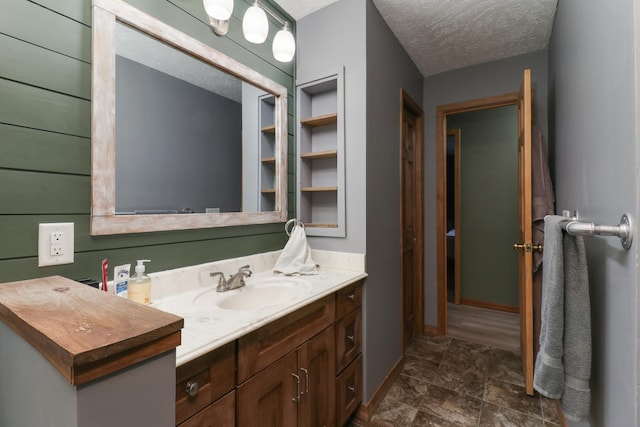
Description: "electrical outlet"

(50, 232), (64, 256)
(39, 223), (74, 267)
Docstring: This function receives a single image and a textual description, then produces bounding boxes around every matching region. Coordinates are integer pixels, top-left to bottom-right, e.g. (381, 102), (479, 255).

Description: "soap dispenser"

(128, 259), (151, 304)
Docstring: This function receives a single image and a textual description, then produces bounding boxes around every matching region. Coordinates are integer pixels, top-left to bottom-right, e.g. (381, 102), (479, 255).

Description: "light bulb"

(243, 4), (268, 44)
(272, 24), (295, 62)
(203, 0), (234, 21)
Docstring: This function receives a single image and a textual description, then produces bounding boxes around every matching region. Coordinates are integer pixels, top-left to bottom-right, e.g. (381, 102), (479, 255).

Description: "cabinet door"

(178, 391), (235, 427)
(298, 327), (336, 427)
(237, 351), (298, 427)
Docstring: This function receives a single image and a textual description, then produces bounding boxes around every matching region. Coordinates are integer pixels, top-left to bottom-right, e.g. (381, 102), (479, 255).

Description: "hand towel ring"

(285, 218), (305, 236)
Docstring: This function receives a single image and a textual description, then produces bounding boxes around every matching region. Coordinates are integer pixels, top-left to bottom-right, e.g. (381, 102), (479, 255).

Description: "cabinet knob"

(348, 386), (356, 394)
(185, 381), (200, 397)
(347, 335), (355, 342)
(347, 293), (355, 301)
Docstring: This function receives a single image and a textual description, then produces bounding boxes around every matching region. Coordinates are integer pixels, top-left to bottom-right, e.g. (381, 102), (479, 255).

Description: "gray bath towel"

(534, 215), (591, 422)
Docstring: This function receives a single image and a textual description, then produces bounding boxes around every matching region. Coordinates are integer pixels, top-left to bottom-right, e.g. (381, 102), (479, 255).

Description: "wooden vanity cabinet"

(175, 280), (364, 427)
(335, 282), (363, 426)
(237, 327), (336, 426)
(237, 295), (336, 426)
(176, 341), (236, 426)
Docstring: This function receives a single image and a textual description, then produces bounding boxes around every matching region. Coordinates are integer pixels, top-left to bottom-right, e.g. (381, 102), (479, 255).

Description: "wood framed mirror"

(91, 0), (288, 235)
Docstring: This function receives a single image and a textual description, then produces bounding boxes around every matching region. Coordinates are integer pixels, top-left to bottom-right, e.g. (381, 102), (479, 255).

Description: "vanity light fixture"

(203, 0), (296, 62)
(272, 22), (295, 62)
(243, 1), (269, 44)
(203, 0), (234, 36)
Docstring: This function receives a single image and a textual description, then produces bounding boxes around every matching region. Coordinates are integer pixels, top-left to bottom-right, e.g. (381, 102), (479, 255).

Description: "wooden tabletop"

(0, 275), (183, 385)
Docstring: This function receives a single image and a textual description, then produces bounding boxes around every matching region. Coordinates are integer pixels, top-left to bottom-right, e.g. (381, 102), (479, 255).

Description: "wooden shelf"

(300, 113), (337, 128)
(305, 223), (339, 228)
(300, 150), (338, 160)
(261, 189), (276, 194)
(261, 125), (275, 134)
(301, 186), (338, 192)
(261, 157), (276, 163)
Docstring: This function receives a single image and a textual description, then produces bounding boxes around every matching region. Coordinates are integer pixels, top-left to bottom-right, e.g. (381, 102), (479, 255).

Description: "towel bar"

(561, 212), (633, 250)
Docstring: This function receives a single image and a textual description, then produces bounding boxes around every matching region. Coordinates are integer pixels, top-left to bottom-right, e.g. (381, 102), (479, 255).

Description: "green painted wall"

(448, 105), (519, 307)
(0, 0), (295, 283)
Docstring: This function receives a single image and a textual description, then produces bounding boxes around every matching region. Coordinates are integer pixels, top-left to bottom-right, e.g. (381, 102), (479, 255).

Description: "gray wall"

(297, 0), (423, 403)
(549, 0), (639, 425)
(296, 0), (367, 254)
(116, 56), (242, 213)
(423, 50), (549, 325)
(364, 0), (423, 404)
(0, 321), (175, 427)
(448, 106), (519, 307)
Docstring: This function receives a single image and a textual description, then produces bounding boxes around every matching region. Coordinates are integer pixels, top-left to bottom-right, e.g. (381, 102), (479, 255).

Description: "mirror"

(91, 0), (288, 235)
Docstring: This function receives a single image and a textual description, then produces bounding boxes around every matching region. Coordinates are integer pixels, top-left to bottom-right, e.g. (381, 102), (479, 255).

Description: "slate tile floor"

(351, 335), (561, 426)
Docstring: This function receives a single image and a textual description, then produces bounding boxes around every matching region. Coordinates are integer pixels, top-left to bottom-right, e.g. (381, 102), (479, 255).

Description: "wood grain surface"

(0, 275), (183, 385)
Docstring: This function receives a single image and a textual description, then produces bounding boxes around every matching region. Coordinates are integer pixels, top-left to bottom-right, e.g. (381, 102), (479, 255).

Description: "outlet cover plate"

(38, 223), (74, 267)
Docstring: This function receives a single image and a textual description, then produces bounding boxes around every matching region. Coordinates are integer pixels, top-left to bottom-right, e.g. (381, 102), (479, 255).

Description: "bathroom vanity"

(174, 280), (362, 427)
(0, 250), (365, 427)
(150, 250), (366, 426)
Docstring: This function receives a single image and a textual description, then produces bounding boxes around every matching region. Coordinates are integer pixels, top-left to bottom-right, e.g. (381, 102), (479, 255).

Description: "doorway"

(436, 92), (520, 336)
(400, 89), (424, 351)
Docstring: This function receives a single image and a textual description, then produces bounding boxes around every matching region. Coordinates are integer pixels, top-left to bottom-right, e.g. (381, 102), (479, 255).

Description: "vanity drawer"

(237, 294), (335, 383)
(177, 391), (235, 427)
(175, 342), (235, 425)
(336, 354), (363, 427)
(335, 308), (362, 373)
(336, 281), (362, 319)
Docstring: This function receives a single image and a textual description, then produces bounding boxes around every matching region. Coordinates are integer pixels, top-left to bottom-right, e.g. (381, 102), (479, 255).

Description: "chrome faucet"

(210, 265), (252, 292)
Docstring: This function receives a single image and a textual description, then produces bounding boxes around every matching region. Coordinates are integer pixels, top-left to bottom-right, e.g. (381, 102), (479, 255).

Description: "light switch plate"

(38, 223), (74, 267)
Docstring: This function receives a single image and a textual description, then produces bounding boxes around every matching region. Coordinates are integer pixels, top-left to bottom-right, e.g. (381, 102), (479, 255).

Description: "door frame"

(400, 89), (424, 347)
(435, 92), (519, 335)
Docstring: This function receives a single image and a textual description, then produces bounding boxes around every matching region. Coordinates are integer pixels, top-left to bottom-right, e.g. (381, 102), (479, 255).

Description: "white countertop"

(149, 250), (366, 366)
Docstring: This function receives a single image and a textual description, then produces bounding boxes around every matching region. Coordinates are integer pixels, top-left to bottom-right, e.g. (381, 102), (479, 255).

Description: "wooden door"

(516, 69), (534, 396)
(401, 90), (424, 350)
(236, 352), (298, 427)
(401, 105), (417, 349)
(297, 327), (336, 427)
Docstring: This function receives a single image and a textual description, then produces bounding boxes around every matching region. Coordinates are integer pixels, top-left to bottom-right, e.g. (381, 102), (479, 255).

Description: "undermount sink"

(193, 277), (312, 311)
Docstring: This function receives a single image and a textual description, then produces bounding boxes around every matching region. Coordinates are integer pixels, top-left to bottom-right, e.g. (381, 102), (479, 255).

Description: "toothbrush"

(102, 259), (108, 292)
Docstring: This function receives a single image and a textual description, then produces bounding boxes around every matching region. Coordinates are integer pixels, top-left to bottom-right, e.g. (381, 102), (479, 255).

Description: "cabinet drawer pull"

(348, 386), (356, 394)
(292, 373), (301, 402)
(185, 381), (200, 397)
(347, 335), (355, 342)
(300, 367), (310, 396)
(347, 293), (355, 301)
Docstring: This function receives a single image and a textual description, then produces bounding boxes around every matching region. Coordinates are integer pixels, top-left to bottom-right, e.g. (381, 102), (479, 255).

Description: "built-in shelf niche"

(297, 68), (345, 237)
(259, 94), (276, 211)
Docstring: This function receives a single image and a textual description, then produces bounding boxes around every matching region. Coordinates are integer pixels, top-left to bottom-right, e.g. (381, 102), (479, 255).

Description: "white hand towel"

(273, 221), (318, 275)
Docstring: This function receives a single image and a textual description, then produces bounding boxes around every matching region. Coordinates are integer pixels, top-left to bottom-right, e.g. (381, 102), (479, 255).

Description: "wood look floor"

(446, 303), (520, 353)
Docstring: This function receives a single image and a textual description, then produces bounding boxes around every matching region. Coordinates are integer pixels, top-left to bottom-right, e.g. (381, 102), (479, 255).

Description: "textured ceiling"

(274, 0), (558, 77)
(117, 22), (242, 102)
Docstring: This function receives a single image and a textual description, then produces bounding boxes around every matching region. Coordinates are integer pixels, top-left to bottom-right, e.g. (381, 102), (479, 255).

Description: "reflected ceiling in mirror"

(91, 0), (288, 235)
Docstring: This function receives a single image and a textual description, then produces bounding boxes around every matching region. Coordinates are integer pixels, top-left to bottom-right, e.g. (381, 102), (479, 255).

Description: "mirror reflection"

(114, 22), (275, 214)
(91, 0), (287, 235)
